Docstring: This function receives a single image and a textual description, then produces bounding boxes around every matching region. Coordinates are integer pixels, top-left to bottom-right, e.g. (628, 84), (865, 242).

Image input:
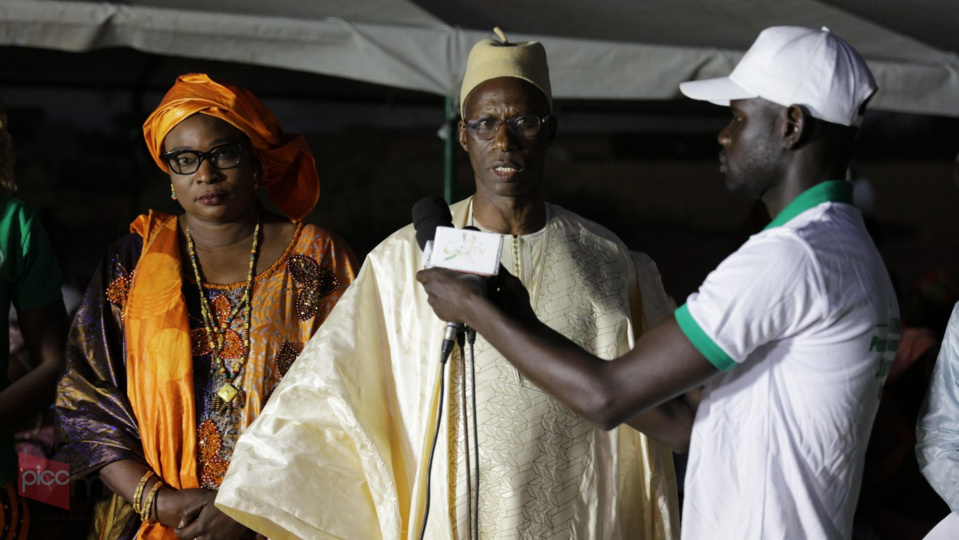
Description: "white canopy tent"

(0, 0), (957, 118)
(0, 0), (955, 316)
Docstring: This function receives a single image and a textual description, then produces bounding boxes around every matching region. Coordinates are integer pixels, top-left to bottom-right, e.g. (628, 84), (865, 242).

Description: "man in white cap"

(215, 28), (686, 539)
(418, 26), (901, 539)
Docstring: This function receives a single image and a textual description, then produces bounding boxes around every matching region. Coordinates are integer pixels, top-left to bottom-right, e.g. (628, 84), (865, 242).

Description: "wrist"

(154, 486), (177, 526)
(463, 294), (496, 330)
(141, 479), (165, 524)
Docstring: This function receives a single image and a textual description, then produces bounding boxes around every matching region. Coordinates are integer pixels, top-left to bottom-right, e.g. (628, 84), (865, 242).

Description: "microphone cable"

(467, 326), (480, 539)
(417, 328), (481, 540)
(418, 346), (450, 540)
(459, 326), (481, 540)
(418, 323), (465, 540)
(461, 339), (474, 540)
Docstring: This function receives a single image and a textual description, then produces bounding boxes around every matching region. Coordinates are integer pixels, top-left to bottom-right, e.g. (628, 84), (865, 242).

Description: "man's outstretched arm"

(417, 268), (719, 431)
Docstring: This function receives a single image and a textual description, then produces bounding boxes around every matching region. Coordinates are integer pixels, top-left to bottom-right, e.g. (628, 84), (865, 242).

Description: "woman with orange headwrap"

(54, 74), (357, 540)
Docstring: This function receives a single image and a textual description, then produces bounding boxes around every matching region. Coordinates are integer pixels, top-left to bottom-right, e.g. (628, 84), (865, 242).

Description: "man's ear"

(784, 105), (811, 149)
(458, 121), (469, 152)
(546, 114), (558, 144)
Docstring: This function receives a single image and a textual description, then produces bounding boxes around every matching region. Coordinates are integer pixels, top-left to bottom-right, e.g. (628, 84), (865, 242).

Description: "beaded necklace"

(512, 234), (521, 277)
(185, 214), (261, 416)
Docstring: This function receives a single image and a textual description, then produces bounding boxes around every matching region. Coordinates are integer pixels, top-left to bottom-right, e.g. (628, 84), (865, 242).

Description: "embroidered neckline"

(194, 222), (305, 291)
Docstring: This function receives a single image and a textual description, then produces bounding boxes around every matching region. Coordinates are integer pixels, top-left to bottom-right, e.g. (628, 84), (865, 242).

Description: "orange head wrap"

(143, 73), (319, 222)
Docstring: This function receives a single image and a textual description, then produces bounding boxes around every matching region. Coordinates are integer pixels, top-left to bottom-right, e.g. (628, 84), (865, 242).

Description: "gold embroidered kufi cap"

(459, 27), (552, 117)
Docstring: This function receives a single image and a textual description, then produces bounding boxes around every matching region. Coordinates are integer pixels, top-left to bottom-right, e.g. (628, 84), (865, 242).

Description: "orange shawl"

(123, 212), (198, 539)
(142, 73), (319, 222)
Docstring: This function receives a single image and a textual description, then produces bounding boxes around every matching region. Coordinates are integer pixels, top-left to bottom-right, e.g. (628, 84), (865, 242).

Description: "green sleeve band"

(675, 304), (737, 372)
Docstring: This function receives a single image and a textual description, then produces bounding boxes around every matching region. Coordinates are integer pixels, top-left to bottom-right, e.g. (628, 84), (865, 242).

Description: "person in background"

(915, 283), (959, 535)
(54, 74), (357, 540)
(10, 284), (82, 460)
(418, 26), (900, 539)
(854, 270), (957, 539)
(0, 98), (70, 539)
(217, 28), (688, 540)
(906, 151), (959, 540)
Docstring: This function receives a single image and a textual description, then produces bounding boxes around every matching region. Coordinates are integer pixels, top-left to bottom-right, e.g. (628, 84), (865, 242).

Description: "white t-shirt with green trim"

(675, 181), (899, 540)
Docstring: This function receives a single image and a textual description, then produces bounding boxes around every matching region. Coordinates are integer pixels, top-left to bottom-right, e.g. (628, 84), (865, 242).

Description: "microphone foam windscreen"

(412, 196), (453, 250)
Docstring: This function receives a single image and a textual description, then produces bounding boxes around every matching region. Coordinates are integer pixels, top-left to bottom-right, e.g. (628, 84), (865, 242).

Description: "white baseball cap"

(680, 26), (877, 127)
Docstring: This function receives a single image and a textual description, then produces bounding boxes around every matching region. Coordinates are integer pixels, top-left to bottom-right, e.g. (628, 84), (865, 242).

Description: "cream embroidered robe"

(216, 198), (680, 540)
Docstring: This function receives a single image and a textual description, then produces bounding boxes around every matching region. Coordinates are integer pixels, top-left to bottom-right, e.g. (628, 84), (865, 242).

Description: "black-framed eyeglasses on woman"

(464, 114), (552, 141)
(163, 142), (244, 175)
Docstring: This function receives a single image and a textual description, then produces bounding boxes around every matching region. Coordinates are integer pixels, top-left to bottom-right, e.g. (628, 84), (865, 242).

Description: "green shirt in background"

(0, 196), (63, 486)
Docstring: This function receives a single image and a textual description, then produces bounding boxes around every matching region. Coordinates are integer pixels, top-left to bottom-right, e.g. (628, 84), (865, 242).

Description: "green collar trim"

(764, 180), (853, 231)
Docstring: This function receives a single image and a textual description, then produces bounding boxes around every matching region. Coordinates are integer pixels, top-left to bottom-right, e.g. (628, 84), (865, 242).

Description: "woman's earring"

(170, 184), (177, 200)
(253, 171), (259, 190)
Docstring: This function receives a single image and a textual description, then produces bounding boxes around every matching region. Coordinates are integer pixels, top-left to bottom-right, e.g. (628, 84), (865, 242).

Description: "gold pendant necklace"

(186, 214), (261, 416)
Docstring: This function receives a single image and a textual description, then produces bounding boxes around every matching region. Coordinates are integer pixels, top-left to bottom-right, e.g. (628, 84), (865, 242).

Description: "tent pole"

(443, 95), (456, 203)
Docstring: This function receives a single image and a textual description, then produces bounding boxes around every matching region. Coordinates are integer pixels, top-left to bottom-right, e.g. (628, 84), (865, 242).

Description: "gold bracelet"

(142, 479), (164, 525)
(133, 471), (154, 516)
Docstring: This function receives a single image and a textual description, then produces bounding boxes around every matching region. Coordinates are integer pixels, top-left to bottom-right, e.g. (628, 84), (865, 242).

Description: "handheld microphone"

(412, 196), (465, 364)
(412, 196), (452, 252)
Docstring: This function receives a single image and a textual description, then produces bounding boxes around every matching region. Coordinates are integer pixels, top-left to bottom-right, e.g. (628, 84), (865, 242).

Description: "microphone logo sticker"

(431, 227), (503, 277)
